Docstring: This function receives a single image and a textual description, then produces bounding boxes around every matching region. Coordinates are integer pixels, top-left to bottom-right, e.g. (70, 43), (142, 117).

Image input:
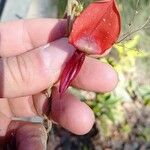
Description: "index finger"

(0, 18), (67, 57)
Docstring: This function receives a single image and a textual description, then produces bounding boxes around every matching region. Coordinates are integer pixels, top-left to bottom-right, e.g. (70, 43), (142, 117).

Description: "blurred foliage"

(57, 0), (150, 140)
(104, 35), (149, 73)
(87, 93), (124, 137)
(57, 0), (67, 18)
(139, 85), (150, 106)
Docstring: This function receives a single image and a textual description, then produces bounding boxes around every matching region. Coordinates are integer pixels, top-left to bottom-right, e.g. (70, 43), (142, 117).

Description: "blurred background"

(0, 0), (150, 149)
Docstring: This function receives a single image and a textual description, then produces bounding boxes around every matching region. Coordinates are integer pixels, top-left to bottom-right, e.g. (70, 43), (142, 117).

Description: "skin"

(0, 18), (118, 149)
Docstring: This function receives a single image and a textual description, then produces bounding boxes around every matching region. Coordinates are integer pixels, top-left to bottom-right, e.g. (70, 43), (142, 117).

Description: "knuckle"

(5, 57), (20, 86)
(5, 55), (32, 86)
(16, 55), (29, 84)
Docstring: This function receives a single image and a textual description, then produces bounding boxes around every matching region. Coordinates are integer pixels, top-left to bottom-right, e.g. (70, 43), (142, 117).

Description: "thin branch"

(140, 16), (150, 28)
(121, 0), (140, 38)
(143, 26), (150, 29)
(128, 0), (140, 27)
(118, 27), (143, 43)
(118, 16), (150, 43)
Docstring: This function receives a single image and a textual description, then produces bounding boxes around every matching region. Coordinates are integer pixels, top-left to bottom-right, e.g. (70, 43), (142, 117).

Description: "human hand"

(0, 19), (118, 149)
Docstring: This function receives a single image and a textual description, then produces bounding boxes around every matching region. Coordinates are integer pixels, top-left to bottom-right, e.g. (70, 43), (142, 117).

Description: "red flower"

(59, 0), (121, 94)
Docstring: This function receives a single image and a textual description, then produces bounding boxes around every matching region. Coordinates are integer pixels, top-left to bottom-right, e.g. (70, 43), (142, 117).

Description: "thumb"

(0, 38), (75, 98)
(16, 124), (47, 150)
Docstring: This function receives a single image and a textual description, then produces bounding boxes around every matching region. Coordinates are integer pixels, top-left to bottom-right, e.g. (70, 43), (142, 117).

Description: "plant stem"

(66, 0), (73, 35)
(67, 0), (72, 17)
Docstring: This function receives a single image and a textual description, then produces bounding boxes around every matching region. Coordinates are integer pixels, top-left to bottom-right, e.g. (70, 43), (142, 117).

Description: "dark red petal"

(59, 50), (85, 95)
(69, 0), (121, 55)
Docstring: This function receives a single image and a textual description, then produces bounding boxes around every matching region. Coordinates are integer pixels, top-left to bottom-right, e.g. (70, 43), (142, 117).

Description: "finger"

(0, 18), (67, 57)
(72, 57), (118, 92)
(33, 93), (50, 116)
(51, 89), (95, 135)
(0, 98), (13, 118)
(8, 96), (37, 117)
(0, 99), (12, 145)
(15, 124), (47, 150)
(0, 99), (12, 137)
(0, 38), (75, 98)
(0, 37), (117, 98)
(0, 112), (11, 137)
(33, 89), (95, 135)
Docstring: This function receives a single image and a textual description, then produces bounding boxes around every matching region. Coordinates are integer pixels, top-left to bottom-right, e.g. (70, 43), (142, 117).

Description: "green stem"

(67, 0), (72, 17)
(66, 0), (73, 35)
